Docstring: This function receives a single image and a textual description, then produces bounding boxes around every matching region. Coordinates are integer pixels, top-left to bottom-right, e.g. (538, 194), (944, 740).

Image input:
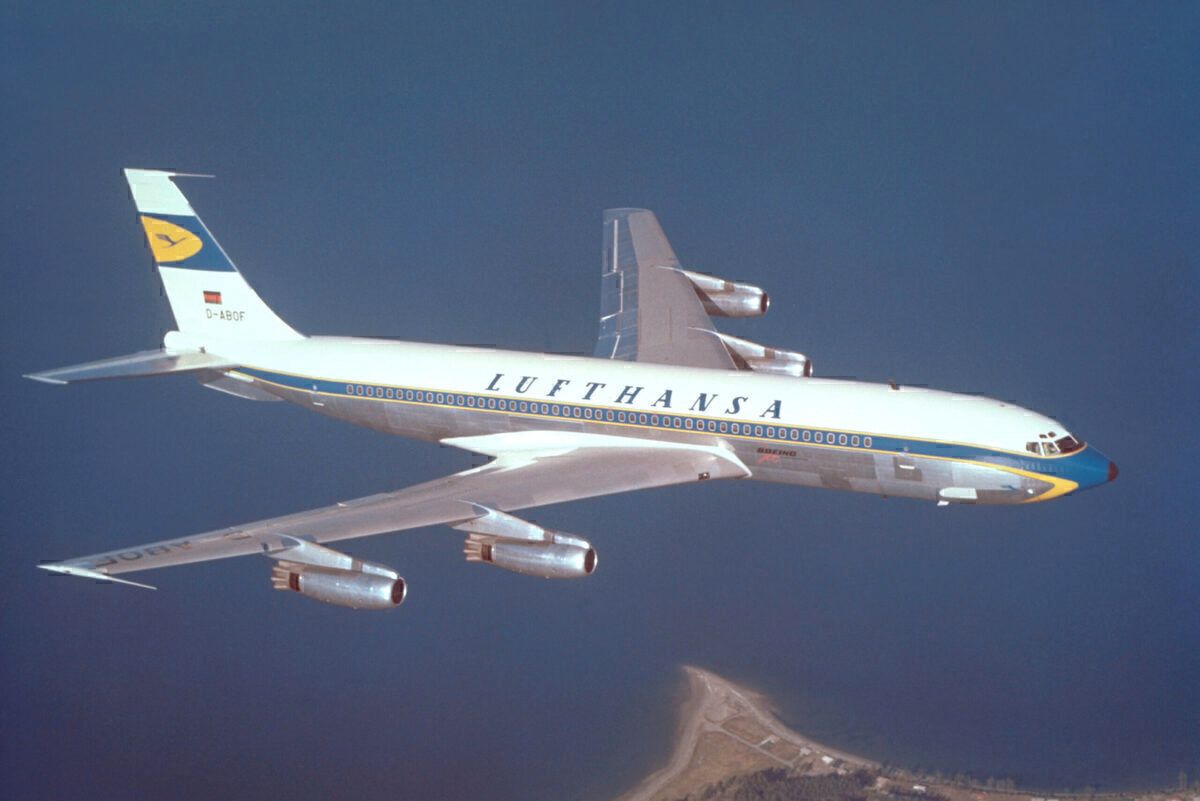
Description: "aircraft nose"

(1108, 460), (1119, 482)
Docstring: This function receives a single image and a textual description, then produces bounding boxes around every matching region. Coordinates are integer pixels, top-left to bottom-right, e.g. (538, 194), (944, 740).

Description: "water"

(3, 383), (1196, 800)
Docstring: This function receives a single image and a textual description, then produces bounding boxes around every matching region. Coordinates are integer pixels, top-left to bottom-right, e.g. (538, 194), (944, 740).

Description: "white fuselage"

(180, 333), (1108, 505)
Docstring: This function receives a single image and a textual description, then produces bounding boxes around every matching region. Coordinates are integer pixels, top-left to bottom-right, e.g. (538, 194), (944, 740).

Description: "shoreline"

(613, 666), (1186, 801)
(615, 665), (878, 801)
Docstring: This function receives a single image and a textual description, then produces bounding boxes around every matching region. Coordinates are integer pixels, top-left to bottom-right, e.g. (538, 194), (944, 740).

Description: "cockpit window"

(1026, 432), (1085, 456)
(1055, 435), (1083, 454)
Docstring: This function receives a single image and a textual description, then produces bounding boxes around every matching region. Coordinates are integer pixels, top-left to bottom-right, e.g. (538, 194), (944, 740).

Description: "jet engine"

(454, 506), (599, 579)
(713, 331), (813, 378)
(268, 539), (407, 610)
(464, 534), (597, 579)
(271, 564), (406, 609)
(679, 269), (769, 317)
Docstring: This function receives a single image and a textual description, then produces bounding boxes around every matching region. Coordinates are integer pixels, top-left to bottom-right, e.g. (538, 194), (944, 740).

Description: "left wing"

(40, 432), (749, 585)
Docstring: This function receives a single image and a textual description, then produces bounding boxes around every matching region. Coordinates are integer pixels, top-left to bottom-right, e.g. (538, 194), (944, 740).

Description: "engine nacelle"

(713, 331), (813, 378)
(743, 354), (813, 378)
(679, 269), (769, 317)
(272, 564), (406, 610)
(465, 534), (598, 579)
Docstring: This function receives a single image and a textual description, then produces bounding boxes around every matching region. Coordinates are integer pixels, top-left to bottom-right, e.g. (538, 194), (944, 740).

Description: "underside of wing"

(40, 432), (749, 583)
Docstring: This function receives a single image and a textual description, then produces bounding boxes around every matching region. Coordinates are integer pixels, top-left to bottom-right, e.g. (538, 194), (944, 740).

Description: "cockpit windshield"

(1025, 432), (1084, 456)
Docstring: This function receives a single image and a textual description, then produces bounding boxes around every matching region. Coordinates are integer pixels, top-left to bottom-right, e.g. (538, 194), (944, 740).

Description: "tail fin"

(125, 168), (302, 341)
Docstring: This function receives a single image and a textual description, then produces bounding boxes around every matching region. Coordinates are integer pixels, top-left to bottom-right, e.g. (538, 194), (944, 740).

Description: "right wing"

(40, 431), (749, 584)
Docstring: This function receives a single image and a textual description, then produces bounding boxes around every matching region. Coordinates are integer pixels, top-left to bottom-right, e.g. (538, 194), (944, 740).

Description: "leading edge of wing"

(39, 431), (749, 583)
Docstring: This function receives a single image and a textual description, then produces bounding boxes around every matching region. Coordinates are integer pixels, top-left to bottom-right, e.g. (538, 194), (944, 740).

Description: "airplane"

(28, 169), (1118, 609)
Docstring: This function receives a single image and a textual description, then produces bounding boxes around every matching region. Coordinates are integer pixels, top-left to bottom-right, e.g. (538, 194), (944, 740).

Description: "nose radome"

(1108, 461), (1119, 482)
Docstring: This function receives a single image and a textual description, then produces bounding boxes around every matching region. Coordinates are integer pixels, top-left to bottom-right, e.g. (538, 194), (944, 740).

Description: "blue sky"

(2, 3), (1197, 799)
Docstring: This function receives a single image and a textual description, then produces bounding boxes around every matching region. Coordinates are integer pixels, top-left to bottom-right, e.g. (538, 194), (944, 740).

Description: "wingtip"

(24, 372), (68, 385)
(39, 563), (157, 590)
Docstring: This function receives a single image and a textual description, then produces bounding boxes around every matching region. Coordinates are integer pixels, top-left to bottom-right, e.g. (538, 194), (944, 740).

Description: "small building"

(821, 755), (835, 765)
(912, 785), (927, 793)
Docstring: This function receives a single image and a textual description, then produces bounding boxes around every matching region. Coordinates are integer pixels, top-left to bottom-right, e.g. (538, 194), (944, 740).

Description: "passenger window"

(802, 430), (811, 442)
(838, 434), (847, 445)
(864, 436), (872, 448)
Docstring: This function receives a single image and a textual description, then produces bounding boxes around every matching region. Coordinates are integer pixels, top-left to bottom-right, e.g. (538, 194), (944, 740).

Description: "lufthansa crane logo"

(139, 216), (203, 263)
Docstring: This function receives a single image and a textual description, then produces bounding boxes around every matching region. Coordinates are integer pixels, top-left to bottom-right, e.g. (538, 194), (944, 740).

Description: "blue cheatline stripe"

(232, 366), (1088, 480)
(146, 213), (237, 272)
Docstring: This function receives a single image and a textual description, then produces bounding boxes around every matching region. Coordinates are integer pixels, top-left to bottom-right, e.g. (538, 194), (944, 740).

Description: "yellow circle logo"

(140, 216), (203, 263)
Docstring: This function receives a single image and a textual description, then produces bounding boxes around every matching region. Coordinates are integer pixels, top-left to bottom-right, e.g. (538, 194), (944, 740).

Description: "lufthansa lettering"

(483, 373), (782, 419)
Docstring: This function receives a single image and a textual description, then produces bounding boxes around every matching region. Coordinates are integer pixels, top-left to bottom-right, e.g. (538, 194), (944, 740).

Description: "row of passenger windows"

(344, 384), (873, 448)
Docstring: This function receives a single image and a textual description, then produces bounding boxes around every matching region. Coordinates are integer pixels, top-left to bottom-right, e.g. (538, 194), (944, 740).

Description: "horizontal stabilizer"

(25, 348), (236, 385)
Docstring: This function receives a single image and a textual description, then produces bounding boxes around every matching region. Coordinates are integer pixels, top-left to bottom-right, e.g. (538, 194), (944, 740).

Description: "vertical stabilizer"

(125, 168), (302, 341)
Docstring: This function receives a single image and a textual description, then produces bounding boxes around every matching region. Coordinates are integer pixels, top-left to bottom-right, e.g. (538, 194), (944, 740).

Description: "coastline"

(615, 665), (878, 801)
(612, 666), (1189, 801)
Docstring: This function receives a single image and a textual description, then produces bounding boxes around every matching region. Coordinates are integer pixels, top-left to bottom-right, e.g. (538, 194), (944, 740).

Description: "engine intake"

(679, 269), (769, 317)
